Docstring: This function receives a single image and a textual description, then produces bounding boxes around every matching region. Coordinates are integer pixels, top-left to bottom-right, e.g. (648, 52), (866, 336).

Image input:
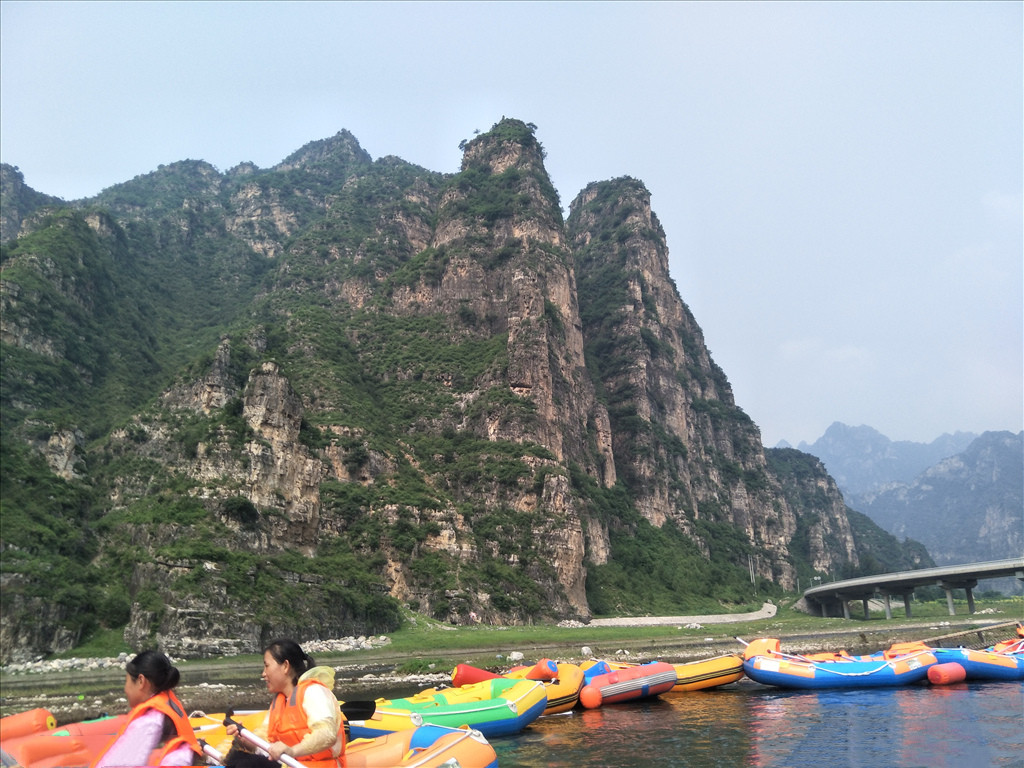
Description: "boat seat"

(883, 641), (930, 660)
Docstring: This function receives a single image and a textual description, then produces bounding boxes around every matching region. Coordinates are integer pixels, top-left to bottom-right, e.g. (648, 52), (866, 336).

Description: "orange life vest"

(90, 689), (201, 767)
(268, 679), (345, 768)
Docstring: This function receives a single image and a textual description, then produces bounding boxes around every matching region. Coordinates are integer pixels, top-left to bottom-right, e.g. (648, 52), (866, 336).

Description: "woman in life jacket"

(225, 638), (345, 768)
(91, 650), (201, 767)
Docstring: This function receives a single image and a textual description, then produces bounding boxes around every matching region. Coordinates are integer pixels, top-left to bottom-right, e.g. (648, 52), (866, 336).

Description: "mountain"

(764, 448), (933, 582)
(798, 422), (978, 497)
(0, 119), (922, 662)
(847, 431), (1023, 578)
(0, 165), (65, 243)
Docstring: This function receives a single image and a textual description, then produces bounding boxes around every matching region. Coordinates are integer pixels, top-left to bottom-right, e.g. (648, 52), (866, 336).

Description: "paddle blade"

(339, 700), (376, 720)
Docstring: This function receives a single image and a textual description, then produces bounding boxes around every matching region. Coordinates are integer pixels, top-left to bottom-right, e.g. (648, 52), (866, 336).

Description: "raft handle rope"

(736, 637), (937, 677)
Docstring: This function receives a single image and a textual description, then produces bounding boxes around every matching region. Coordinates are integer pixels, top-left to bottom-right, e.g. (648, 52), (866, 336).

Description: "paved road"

(587, 602), (778, 627)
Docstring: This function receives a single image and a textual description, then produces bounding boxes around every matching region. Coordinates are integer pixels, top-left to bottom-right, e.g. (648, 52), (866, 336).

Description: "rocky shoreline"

(0, 635), (393, 677)
(0, 635), (405, 723)
(3, 616), (1016, 725)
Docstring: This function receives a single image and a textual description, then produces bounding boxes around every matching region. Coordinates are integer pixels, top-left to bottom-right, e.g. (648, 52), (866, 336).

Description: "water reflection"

(493, 690), (755, 767)
(491, 680), (1024, 768)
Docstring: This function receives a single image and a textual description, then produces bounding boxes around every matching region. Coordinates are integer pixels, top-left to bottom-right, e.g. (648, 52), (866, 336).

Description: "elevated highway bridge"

(802, 557), (1024, 620)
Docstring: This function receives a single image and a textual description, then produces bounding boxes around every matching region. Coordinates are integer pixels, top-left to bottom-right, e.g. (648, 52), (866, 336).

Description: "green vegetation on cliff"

(0, 121), (929, 662)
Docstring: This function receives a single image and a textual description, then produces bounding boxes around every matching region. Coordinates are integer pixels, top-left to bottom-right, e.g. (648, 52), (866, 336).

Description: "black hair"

(126, 650), (180, 693)
(263, 638), (314, 684)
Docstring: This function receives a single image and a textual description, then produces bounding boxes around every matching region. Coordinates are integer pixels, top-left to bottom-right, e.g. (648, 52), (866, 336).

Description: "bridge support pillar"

(882, 593), (893, 620)
(842, 601), (850, 619)
(940, 579), (978, 616)
(903, 592), (912, 618)
(862, 597), (870, 619)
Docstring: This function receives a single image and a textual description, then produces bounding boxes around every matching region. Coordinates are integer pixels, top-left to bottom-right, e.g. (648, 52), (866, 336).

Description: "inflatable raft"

(349, 724), (498, 768)
(986, 622), (1024, 656)
(0, 713), (127, 768)
(0, 709), (499, 768)
(741, 638), (937, 689)
(194, 719), (498, 768)
(671, 653), (745, 691)
(578, 660), (677, 708)
(596, 654), (745, 693)
(452, 658), (584, 715)
(347, 677), (547, 740)
(930, 646), (1024, 681)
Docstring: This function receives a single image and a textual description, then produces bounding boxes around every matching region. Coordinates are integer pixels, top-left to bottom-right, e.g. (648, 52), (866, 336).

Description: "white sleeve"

(301, 683), (341, 730)
(291, 684), (341, 756)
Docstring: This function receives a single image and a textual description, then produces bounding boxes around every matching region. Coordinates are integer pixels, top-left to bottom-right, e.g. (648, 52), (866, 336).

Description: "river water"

(487, 679), (1023, 768)
(4, 668), (1020, 767)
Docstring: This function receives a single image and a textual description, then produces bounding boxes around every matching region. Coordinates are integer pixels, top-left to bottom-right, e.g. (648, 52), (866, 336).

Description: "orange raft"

(1, 709), (500, 768)
(0, 713), (128, 768)
(0, 708), (57, 742)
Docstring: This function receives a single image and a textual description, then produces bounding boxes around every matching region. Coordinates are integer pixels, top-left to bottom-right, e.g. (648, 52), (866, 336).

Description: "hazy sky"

(2, 1), (1021, 447)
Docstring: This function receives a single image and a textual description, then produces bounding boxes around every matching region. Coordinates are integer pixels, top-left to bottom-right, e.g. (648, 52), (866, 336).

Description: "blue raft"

(741, 638), (938, 690)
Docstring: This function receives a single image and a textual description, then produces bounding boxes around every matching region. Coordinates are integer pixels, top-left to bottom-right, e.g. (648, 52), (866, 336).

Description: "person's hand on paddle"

(266, 740), (293, 762)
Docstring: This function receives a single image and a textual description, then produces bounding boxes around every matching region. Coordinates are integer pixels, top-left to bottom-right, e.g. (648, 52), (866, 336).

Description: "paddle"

(197, 738), (225, 765)
(735, 636), (816, 663)
(223, 711), (305, 768)
(339, 700), (377, 720)
(190, 701), (375, 722)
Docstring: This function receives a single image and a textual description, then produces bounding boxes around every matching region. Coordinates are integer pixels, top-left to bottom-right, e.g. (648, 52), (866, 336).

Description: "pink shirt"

(93, 708), (195, 767)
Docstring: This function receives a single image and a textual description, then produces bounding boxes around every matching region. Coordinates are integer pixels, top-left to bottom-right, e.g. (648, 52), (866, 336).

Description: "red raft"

(578, 660), (678, 708)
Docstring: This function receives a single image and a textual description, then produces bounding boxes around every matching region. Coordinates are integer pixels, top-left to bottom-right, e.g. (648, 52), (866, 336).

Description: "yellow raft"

(668, 654), (745, 691)
(503, 659), (585, 714)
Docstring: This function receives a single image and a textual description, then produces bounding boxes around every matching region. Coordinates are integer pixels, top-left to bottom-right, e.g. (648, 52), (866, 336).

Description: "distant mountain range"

(796, 423), (1023, 592)
(795, 422), (978, 496)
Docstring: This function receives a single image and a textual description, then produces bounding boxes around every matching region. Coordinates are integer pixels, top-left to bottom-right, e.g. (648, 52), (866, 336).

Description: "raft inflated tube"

(525, 659), (559, 681)
(578, 685), (603, 709)
(742, 638), (782, 660)
(928, 662), (967, 685)
(451, 663), (501, 687)
(579, 661), (677, 708)
(0, 708), (57, 740)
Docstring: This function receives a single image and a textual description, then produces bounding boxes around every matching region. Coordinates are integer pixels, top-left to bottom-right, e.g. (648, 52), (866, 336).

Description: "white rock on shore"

(2, 653), (134, 676)
(1, 636), (393, 676)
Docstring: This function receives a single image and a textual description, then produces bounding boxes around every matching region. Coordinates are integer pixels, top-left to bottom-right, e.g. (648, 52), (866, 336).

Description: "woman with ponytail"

(226, 639), (344, 768)
(91, 650), (201, 767)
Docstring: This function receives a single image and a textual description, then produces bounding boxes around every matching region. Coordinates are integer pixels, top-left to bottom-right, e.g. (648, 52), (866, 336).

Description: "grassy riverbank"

(28, 595), (1024, 672)
(2, 595), (1020, 722)
(52, 596), (1020, 667)
(361, 596), (1023, 672)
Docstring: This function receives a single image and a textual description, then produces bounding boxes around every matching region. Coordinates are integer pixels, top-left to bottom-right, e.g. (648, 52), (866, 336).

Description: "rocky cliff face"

(0, 119), (887, 662)
(568, 180), (808, 588)
(764, 448), (861, 575)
